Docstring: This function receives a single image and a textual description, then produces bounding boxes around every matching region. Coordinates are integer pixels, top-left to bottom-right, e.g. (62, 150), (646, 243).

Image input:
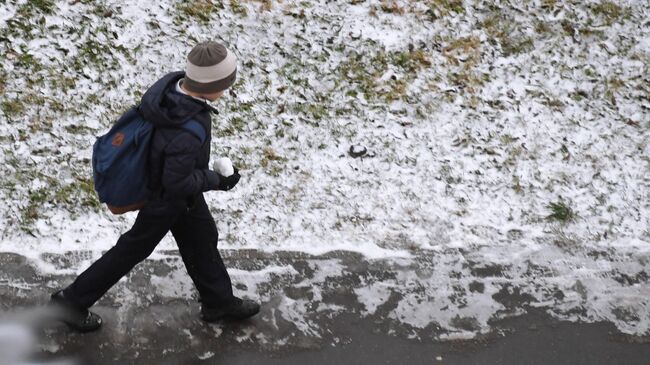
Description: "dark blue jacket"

(139, 71), (221, 203)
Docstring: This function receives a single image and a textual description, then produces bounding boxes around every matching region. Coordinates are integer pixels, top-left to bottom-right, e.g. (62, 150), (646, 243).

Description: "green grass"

(392, 49), (432, 73)
(338, 47), (432, 102)
(260, 147), (287, 177)
(481, 13), (534, 57)
(292, 102), (328, 122)
(1, 100), (25, 118)
(379, 1), (404, 14)
(230, 0), (248, 17)
(591, 1), (628, 25)
(546, 200), (576, 223)
(48, 72), (77, 92)
(73, 39), (132, 71)
(427, 0), (465, 19)
(17, 0), (56, 17)
(176, 0), (225, 23)
(54, 178), (101, 209)
(20, 187), (49, 232)
(216, 116), (247, 137)
(5, 158), (102, 232)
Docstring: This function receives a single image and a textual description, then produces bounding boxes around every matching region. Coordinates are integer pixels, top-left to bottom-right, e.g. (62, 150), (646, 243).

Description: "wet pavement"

(0, 250), (648, 364)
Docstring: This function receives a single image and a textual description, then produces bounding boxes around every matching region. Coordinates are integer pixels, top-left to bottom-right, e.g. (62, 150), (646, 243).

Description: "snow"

(354, 282), (392, 315)
(0, 0), (649, 338)
(197, 351), (214, 360)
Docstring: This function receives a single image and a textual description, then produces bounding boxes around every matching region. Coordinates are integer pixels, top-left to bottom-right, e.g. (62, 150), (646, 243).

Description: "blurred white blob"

(0, 308), (76, 365)
(0, 323), (35, 365)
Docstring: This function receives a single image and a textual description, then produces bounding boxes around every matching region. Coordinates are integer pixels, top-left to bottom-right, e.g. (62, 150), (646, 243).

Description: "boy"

(50, 41), (260, 332)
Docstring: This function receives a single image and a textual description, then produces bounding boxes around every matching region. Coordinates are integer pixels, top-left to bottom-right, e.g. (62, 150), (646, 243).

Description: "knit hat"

(184, 41), (237, 94)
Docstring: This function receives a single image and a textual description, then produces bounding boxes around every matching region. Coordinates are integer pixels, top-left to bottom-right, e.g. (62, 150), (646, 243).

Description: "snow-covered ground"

(0, 0), (648, 339)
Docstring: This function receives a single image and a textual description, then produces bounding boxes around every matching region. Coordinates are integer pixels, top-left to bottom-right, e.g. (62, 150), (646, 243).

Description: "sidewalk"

(0, 251), (648, 364)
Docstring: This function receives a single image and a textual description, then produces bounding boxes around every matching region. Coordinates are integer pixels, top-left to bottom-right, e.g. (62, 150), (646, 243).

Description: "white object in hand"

(213, 157), (234, 177)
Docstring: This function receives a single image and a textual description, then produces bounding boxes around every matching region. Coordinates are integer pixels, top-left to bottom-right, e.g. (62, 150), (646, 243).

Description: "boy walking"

(50, 41), (260, 332)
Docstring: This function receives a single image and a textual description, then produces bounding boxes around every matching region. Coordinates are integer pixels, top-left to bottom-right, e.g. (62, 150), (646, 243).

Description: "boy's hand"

(216, 167), (240, 191)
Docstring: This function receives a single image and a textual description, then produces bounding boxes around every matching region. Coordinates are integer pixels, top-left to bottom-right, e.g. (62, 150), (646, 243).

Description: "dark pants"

(64, 194), (234, 309)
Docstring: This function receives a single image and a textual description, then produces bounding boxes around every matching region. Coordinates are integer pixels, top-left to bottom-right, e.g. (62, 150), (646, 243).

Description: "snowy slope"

(0, 0), (649, 338)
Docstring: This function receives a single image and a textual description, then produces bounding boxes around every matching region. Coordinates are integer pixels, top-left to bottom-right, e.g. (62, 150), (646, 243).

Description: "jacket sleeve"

(161, 131), (221, 198)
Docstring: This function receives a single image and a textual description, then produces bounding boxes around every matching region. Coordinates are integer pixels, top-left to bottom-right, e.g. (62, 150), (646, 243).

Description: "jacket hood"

(139, 71), (214, 127)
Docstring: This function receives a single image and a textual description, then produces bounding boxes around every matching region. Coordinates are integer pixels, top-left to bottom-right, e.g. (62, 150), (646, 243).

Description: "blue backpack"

(92, 106), (206, 214)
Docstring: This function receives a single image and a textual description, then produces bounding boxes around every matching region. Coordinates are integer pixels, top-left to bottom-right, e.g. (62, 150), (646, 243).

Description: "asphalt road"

(0, 251), (647, 365)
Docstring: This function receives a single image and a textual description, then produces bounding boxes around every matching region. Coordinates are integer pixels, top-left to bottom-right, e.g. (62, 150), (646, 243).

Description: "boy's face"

(202, 90), (225, 102)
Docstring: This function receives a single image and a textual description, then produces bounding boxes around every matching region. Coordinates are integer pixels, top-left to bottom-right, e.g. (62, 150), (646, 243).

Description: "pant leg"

(64, 199), (186, 309)
(170, 194), (234, 307)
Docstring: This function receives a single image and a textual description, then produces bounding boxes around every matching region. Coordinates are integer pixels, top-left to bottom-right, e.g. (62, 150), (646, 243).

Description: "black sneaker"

(201, 297), (260, 322)
(49, 290), (102, 333)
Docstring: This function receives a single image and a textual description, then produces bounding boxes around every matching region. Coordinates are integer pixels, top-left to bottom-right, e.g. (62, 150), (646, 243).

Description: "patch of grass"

(21, 187), (49, 231)
(217, 116), (247, 137)
(293, 102), (328, 122)
(481, 13), (534, 57)
(85, 93), (101, 105)
(54, 177), (101, 209)
(1, 99), (25, 118)
(534, 20), (552, 35)
(339, 47), (431, 102)
(443, 36), (481, 66)
(91, 3), (115, 17)
(591, 1), (628, 25)
(256, 0), (272, 11)
(379, 0), (404, 14)
(289, 77), (309, 88)
(282, 3), (306, 19)
(570, 90), (588, 102)
(380, 78), (408, 101)
(541, 0), (557, 9)
(73, 38), (132, 71)
(238, 101), (254, 113)
(500, 134), (518, 145)
(227, 146), (254, 171)
(502, 36), (533, 57)
(4, 6), (41, 41)
(15, 52), (42, 72)
(538, 95), (565, 111)
(176, 0), (224, 23)
(546, 200), (576, 223)
(583, 67), (597, 78)
(604, 77), (625, 99)
(392, 49), (432, 73)
(64, 124), (94, 134)
(17, 0), (56, 17)
(230, 0), (248, 16)
(427, 0), (464, 19)
(262, 147), (285, 162)
(260, 147), (286, 176)
(512, 175), (523, 194)
(503, 145), (523, 167)
(19, 175), (101, 232)
(578, 27), (606, 39)
(441, 36), (486, 93)
(339, 52), (386, 101)
(48, 73), (77, 92)
(448, 70), (487, 93)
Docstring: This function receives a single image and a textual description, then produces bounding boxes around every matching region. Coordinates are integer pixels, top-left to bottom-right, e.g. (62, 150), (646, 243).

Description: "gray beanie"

(184, 41), (237, 94)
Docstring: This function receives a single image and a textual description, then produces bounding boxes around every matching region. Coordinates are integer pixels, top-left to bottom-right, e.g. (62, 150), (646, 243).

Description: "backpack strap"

(180, 119), (207, 145)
